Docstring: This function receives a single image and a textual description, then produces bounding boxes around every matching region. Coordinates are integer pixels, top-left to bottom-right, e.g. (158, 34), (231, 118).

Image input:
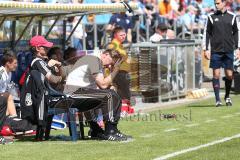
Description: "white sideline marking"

(205, 119), (216, 123)
(153, 133), (240, 160)
(164, 128), (179, 132)
(185, 123), (199, 127)
(235, 112), (240, 115)
(221, 115), (234, 119)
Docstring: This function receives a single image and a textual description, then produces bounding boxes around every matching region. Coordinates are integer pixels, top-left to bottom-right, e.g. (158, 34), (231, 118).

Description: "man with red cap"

(20, 35), (63, 139)
(28, 35), (63, 83)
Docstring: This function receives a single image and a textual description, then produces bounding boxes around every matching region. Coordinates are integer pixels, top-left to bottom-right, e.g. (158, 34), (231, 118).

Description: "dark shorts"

(210, 52), (234, 69)
(0, 93), (8, 130)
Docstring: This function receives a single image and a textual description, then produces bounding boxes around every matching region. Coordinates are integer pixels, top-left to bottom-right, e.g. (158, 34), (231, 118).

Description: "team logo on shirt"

(25, 93), (32, 106)
(214, 18), (219, 22)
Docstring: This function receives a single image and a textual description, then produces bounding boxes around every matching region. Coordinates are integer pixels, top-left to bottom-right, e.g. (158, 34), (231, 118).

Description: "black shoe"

(115, 129), (133, 139)
(0, 136), (13, 145)
(104, 129), (128, 141)
(104, 133), (127, 141)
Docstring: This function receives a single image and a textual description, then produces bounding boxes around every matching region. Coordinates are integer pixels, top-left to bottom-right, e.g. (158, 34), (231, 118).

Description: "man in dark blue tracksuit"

(203, 0), (240, 107)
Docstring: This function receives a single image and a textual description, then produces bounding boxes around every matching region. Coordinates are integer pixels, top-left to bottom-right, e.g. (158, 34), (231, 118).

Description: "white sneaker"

(225, 98), (232, 106)
(215, 101), (222, 107)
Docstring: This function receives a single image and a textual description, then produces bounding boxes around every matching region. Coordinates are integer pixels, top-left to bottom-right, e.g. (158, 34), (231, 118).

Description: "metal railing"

(127, 41), (202, 102)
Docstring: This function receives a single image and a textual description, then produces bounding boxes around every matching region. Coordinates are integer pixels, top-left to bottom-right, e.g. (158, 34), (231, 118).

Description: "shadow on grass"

(15, 135), (92, 142)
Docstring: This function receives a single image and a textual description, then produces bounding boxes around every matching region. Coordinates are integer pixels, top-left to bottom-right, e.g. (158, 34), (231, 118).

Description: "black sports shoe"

(104, 133), (127, 141)
(104, 129), (128, 141)
(0, 136), (13, 145)
(115, 129), (132, 139)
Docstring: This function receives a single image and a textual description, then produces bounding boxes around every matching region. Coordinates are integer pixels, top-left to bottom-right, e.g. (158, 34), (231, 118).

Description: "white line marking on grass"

(164, 128), (179, 132)
(205, 119), (216, 123)
(234, 112), (240, 115)
(153, 133), (240, 160)
(221, 115), (234, 119)
(140, 134), (156, 138)
(185, 123), (199, 127)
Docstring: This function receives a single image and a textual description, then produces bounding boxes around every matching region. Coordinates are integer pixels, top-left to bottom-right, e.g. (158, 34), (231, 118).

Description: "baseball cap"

(29, 35), (53, 48)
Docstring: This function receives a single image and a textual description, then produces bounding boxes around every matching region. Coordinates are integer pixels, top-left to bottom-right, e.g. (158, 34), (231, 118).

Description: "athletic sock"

(225, 78), (232, 99)
(212, 78), (220, 102)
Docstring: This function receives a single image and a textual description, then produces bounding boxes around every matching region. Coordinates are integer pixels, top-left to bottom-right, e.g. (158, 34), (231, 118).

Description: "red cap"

(29, 35), (53, 48)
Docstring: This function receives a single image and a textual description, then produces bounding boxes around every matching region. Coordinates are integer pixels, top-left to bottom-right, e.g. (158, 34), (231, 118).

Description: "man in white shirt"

(0, 52), (18, 131)
(64, 49), (132, 141)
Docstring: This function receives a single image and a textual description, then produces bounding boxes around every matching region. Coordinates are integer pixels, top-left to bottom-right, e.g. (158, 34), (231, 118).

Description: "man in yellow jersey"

(108, 26), (132, 115)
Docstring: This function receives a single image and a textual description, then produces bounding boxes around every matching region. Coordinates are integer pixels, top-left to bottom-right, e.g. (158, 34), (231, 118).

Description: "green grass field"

(1, 96), (240, 160)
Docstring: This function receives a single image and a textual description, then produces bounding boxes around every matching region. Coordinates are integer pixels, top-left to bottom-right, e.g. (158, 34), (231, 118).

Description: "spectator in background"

(167, 29), (176, 39)
(158, 0), (173, 22)
(232, 0), (240, 12)
(179, 5), (199, 31)
(67, 16), (86, 51)
(106, 0), (133, 43)
(236, 6), (240, 14)
(150, 23), (168, 42)
(142, 0), (158, 25)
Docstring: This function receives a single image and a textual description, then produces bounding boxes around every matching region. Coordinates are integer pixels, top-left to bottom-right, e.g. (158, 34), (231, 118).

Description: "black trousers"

(72, 88), (121, 123)
(113, 71), (131, 100)
(0, 93), (8, 130)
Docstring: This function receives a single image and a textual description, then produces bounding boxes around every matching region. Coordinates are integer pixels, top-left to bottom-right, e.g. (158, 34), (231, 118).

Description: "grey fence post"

(136, 20), (140, 43)
(146, 21), (150, 42)
(82, 24), (86, 50)
(93, 22), (98, 49)
(175, 46), (179, 99)
(157, 46), (162, 102)
(192, 45), (196, 89)
(182, 24), (185, 39)
(184, 46), (188, 93)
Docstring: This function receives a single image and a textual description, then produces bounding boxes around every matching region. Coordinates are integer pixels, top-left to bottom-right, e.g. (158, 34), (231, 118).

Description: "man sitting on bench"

(64, 49), (132, 141)
(0, 51), (18, 118)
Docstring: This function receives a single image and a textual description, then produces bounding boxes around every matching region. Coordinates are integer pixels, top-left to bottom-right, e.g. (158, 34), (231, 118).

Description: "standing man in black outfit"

(203, 0), (240, 107)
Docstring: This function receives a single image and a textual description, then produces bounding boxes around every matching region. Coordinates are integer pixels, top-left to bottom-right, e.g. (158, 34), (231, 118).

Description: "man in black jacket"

(203, 0), (240, 107)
